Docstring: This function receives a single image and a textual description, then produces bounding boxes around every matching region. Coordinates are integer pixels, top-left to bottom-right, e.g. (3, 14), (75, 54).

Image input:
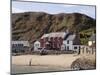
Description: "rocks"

(71, 57), (96, 70)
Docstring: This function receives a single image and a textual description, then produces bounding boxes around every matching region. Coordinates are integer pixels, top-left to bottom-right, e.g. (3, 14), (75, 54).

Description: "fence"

(80, 45), (96, 55)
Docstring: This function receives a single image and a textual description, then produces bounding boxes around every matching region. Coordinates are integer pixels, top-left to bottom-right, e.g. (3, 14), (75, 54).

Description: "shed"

(34, 40), (41, 51)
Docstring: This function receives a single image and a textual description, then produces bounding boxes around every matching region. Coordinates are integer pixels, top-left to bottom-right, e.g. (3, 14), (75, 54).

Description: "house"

(40, 32), (65, 50)
(39, 31), (80, 51)
(12, 41), (30, 53)
(88, 34), (96, 54)
(88, 34), (96, 47)
(78, 34), (96, 55)
(34, 40), (41, 51)
(62, 33), (80, 51)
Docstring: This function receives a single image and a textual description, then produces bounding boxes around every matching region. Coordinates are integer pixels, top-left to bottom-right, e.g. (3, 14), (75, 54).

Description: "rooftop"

(12, 41), (30, 46)
(41, 32), (76, 41)
(89, 34), (96, 41)
(66, 34), (76, 41)
(41, 32), (67, 39)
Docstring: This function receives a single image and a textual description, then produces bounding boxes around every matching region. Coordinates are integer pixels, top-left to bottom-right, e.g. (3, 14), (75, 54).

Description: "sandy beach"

(12, 54), (95, 74)
(12, 54), (80, 67)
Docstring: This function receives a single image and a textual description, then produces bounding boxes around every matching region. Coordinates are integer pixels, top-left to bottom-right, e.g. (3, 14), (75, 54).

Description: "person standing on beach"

(29, 58), (32, 66)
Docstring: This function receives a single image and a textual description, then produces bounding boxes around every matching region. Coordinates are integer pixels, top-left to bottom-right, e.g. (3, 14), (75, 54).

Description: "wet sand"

(12, 65), (71, 74)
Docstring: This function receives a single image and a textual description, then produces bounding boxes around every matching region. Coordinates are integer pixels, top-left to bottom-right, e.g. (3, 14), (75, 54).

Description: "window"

(74, 46), (77, 49)
(67, 46), (69, 50)
(67, 40), (69, 44)
(36, 44), (39, 47)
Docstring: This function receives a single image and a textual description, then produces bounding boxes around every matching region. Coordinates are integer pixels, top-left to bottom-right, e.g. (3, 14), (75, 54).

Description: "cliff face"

(12, 12), (96, 44)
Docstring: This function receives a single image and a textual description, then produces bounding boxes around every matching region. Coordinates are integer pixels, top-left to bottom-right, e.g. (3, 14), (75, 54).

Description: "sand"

(12, 54), (96, 74)
(12, 54), (95, 68)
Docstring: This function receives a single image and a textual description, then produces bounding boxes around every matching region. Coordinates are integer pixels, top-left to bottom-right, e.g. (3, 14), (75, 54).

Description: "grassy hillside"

(12, 12), (96, 45)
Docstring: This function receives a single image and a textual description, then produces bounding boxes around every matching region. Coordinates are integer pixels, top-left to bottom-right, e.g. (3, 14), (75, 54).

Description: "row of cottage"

(12, 31), (96, 53)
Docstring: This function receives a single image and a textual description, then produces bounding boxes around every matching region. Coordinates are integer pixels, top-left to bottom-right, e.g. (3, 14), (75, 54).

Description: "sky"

(12, 1), (96, 19)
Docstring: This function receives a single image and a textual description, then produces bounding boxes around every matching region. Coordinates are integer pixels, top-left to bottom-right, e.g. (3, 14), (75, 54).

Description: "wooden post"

(78, 46), (80, 55)
(92, 47), (94, 54)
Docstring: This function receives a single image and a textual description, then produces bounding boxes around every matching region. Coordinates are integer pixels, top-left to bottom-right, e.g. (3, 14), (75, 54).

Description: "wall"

(80, 45), (96, 55)
(34, 41), (41, 51)
(88, 41), (92, 46)
(72, 45), (80, 52)
(63, 40), (73, 50)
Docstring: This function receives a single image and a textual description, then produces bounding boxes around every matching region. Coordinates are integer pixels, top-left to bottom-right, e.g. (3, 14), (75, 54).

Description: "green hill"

(12, 12), (96, 45)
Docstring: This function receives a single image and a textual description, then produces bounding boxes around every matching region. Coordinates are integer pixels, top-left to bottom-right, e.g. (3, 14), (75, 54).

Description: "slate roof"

(41, 32), (67, 39)
(89, 34), (96, 41)
(41, 32), (76, 41)
(34, 41), (40, 44)
(66, 34), (76, 41)
(12, 41), (30, 46)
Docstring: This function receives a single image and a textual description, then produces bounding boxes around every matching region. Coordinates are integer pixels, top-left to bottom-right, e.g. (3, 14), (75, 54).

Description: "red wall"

(40, 37), (63, 50)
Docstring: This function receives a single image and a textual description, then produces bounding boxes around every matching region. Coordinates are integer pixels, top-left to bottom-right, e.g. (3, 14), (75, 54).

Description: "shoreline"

(12, 64), (71, 74)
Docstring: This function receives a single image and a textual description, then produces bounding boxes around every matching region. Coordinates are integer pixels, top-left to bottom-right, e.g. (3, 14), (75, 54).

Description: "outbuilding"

(34, 40), (41, 51)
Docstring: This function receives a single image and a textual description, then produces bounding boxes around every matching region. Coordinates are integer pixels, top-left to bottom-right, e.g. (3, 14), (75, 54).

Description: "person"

(29, 58), (32, 66)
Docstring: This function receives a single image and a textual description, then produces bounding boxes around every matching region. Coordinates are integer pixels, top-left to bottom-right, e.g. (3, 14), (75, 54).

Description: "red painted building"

(40, 32), (65, 50)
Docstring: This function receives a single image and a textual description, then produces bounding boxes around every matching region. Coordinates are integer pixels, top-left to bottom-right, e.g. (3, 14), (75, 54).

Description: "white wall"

(88, 41), (92, 46)
(34, 41), (41, 51)
(88, 41), (96, 46)
(63, 40), (80, 51)
(63, 40), (73, 50)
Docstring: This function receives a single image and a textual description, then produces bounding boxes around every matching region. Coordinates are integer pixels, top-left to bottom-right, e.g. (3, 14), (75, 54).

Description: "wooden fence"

(79, 45), (96, 55)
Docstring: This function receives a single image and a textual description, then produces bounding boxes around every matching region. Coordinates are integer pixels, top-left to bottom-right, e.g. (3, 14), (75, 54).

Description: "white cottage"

(61, 33), (80, 51)
(34, 40), (41, 51)
(88, 34), (96, 46)
(88, 34), (96, 54)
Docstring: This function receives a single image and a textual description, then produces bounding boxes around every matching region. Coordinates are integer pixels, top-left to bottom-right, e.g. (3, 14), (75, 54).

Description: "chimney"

(65, 29), (69, 34)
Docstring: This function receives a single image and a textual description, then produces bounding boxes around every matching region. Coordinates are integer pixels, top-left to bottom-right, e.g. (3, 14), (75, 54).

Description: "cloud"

(12, 7), (25, 13)
(79, 7), (95, 18)
(61, 4), (77, 8)
(12, 1), (95, 18)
